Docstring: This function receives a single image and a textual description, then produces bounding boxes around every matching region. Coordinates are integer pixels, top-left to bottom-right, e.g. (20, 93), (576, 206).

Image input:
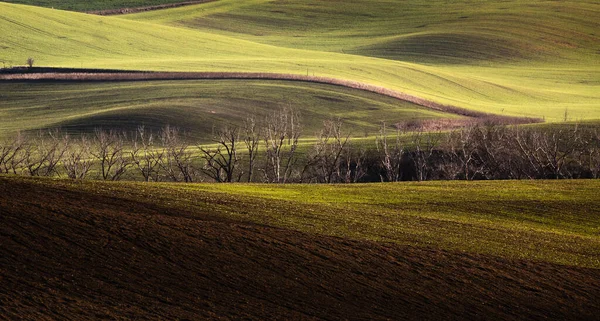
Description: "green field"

(0, 80), (451, 138)
(0, 0), (197, 11)
(2, 175), (599, 319)
(1, 1), (599, 121)
(15, 176), (600, 268)
(124, 0), (600, 61)
(1, 2), (599, 317)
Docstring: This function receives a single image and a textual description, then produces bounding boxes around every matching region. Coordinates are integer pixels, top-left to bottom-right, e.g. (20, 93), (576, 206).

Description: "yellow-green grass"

(125, 0), (600, 63)
(0, 80), (451, 139)
(15, 176), (600, 268)
(0, 0), (198, 11)
(1, 2), (599, 121)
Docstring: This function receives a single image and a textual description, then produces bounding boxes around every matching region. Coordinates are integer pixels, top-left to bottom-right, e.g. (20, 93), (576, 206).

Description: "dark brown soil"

(1, 177), (599, 320)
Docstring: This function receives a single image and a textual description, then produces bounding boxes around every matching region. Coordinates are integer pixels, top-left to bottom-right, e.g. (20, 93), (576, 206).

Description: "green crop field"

(1, 2), (600, 318)
(0, 80), (451, 138)
(1, 1), (599, 121)
(0, 0), (197, 11)
(12, 176), (600, 268)
(2, 175), (600, 319)
(124, 0), (600, 60)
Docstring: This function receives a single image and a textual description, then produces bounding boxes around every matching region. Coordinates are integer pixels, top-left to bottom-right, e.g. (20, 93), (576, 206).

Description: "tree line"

(1, 109), (599, 183)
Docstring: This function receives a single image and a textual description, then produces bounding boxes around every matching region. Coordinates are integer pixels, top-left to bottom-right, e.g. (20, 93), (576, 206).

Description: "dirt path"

(0, 176), (598, 320)
(0, 68), (542, 125)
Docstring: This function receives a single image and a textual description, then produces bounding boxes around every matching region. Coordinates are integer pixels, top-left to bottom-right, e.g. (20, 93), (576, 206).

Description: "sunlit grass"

(0, 0), (196, 11)
(18, 176), (600, 268)
(1, 2), (598, 121)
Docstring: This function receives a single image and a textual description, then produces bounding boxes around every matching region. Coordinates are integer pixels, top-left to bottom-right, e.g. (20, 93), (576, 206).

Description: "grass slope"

(1, 176), (599, 319)
(10, 176), (600, 268)
(125, 0), (600, 63)
(0, 80), (451, 138)
(0, 0), (198, 11)
(1, 2), (598, 121)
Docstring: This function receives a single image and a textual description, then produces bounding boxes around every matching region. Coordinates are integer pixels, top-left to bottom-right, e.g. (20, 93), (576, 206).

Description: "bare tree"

(262, 107), (301, 183)
(445, 127), (486, 180)
(513, 127), (579, 179)
(578, 128), (600, 178)
(91, 129), (130, 181)
(63, 135), (94, 180)
(23, 130), (67, 177)
(342, 145), (368, 183)
(376, 122), (405, 182)
(160, 126), (196, 182)
(131, 126), (164, 182)
(0, 133), (27, 175)
(243, 115), (260, 182)
(26, 57), (34, 68)
(199, 126), (241, 183)
(305, 118), (351, 183)
(411, 129), (440, 181)
(471, 125), (517, 179)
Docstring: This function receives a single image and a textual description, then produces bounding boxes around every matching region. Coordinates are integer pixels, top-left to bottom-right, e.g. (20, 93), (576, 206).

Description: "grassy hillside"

(1, 2), (598, 121)
(9, 176), (600, 268)
(125, 0), (600, 63)
(0, 0), (199, 11)
(1, 176), (599, 319)
(0, 80), (451, 138)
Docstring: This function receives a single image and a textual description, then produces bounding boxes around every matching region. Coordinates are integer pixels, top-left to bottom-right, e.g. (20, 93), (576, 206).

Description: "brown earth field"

(1, 176), (599, 320)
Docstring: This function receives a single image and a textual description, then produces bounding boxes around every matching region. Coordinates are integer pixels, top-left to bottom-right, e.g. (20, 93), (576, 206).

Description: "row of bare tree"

(374, 123), (600, 181)
(0, 108), (304, 183)
(1, 112), (599, 182)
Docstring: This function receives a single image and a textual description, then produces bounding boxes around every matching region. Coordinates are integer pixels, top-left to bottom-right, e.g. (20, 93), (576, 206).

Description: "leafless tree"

(63, 135), (94, 180)
(376, 122), (405, 182)
(26, 57), (34, 68)
(513, 127), (579, 179)
(303, 118), (350, 183)
(577, 128), (600, 178)
(0, 133), (27, 175)
(343, 145), (368, 183)
(411, 129), (441, 181)
(199, 126), (241, 183)
(262, 107), (301, 183)
(131, 126), (164, 182)
(243, 115), (260, 182)
(160, 126), (196, 182)
(445, 127), (486, 180)
(471, 125), (517, 179)
(22, 130), (67, 177)
(91, 129), (130, 181)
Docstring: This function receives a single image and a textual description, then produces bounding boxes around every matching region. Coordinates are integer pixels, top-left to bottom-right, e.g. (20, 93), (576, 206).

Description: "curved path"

(0, 69), (542, 125)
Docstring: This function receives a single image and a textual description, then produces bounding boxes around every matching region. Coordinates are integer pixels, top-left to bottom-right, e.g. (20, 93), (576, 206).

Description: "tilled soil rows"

(1, 177), (598, 320)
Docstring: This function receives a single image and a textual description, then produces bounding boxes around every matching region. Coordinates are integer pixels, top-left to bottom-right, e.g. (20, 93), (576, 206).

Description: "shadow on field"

(0, 177), (598, 320)
(0, 67), (543, 125)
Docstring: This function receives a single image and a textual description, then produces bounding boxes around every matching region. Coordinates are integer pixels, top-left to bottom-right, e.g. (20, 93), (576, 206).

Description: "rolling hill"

(1, 2), (600, 318)
(1, 176), (599, 319)
(124, 0), (600, 62)
(0, 79), (452, 138)
(0, 0), (202, 11)
(1, 1), (599, 121)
